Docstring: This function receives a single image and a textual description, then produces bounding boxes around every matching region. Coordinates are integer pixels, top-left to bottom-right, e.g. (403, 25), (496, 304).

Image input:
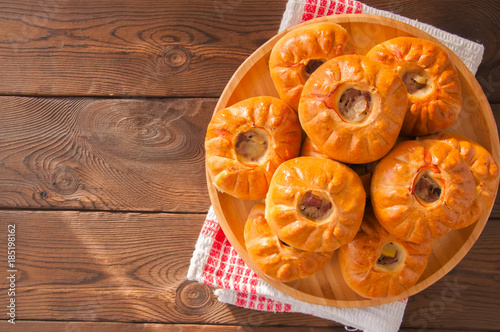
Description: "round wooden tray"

(205, 14), (500, 308)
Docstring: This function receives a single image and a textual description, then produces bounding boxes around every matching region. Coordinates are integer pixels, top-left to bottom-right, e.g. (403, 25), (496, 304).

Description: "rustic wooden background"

(0, 0), (499, 330)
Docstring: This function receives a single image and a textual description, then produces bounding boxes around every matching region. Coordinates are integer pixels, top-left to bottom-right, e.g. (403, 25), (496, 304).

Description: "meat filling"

(376, 242), (399, 266)
(299, 191), (333, 220)
(235, 129), (269, 164)
(415, 173), (442, 203)
(304, 59), (326, 77)
(338, 88), (371, 123)
(403, 72), (428, 94)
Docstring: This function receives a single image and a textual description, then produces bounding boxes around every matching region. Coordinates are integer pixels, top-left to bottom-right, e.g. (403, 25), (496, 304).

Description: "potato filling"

(235, 128), (269, 164)
(304, 59), (326, 77)
(403, 71), (430, 95)
(376, 242), (400, 266)
(299, 191), (333, 221)
(338, 88), (371, 123)
(415, 173), (442, 203)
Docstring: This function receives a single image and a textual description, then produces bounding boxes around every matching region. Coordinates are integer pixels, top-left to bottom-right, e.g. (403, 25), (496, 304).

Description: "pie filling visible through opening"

(304, 59), (326, 78)
(235, 128), (270, 165)
(338, 88), (372, 123)
(402, 70), (432, 97)
(377, 242), (399, 265)
(298, 191), (333, 221)
(375, 242), (405, 272)
(414, 172), (442, 204)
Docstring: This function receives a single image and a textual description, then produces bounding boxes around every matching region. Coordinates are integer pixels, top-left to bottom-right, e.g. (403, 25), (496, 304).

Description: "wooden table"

(0, 0), (498, 331)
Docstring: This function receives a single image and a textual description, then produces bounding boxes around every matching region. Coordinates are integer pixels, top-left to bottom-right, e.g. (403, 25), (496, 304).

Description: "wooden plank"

(0, 321), (348, 332)
(0, 210), (498, 329)
(0, 321), (486, 332)
(0, 0), (287, 97)
(1, 97), (498, 214)
(0, 210), (342, 328)
(0, 0), (497, 101)
(0, 97), (214, 212)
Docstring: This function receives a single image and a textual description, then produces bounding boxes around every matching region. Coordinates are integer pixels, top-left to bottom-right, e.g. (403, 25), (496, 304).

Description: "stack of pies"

(205, 21), (499, 297)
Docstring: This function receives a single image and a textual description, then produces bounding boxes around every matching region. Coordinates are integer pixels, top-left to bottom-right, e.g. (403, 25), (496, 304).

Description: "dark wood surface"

(0, 0), (499, 330)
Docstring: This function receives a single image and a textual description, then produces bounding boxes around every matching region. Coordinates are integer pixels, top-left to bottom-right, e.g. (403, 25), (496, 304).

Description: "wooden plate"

(205, 14), (500, 307)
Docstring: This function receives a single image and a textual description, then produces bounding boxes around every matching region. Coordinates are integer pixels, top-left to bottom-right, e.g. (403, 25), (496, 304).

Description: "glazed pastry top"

(269, 22), (357, 110)
(371, 139), (476, 243)
(266, 156), (366, 252)
(366, 37), (462, 136)
(338, 208), (432, 299)
(299, 54), (408, 164)
(244, 203), (334, 282)
(205, 96), (302, 200)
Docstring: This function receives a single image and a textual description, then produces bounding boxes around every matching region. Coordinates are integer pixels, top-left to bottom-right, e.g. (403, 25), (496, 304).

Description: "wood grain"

(0, 0), (498, 330)
(0, 322), (349, 332)
(0, 210), (498, 330)
(0, 97), (213, 212)
(0, 323), (474, 332)
(0, 0), (287, 97)
(0, 99), (497, 216)
(0, 0), (497, 102)
(0, 210), (341, 328)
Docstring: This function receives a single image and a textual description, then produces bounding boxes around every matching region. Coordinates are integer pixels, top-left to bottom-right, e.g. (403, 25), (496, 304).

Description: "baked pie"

(338, 208), (432, 298)
(205, 96), (302, 200)
(299, 54), (408, 164)
(366, 37), (462, 136)
(244, 203), (334, 282)
(421, 132), (500, 228)
(265, 156), (366, 252)
(371, 139), (476, 243)
(269, 22), (357, 110)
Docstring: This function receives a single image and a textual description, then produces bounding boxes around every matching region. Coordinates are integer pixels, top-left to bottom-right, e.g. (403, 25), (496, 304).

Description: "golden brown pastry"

(371, 139), (476, 243)
(298, 54), (408, 164)
(300, 137), (376, 196)
(421, 132), (500, 228)
(300, 136), (330, 159)
(205, 96), (302, 200)
(366, 37), (462, 136)
(338, 208), (432, 299)
(244, 203), (334, 282)
(265, 156), (366, 252)
(269, 22), (357, 111)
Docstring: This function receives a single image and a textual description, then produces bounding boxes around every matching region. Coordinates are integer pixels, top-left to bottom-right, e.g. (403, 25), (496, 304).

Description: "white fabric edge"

(187, 206), (217, 282)
(279, 0), (307, 32)
(278, 0), (484, 74)
(215, 288), (406, 332)
(187, 205), (406, 331)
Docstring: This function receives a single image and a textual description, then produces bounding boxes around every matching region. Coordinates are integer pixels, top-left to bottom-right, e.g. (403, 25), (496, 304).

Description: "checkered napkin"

(188, 1), (484, 331)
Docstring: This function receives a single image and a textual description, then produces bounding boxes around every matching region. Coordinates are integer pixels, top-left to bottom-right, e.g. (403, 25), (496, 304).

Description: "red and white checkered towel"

(188, 1), (484, 331)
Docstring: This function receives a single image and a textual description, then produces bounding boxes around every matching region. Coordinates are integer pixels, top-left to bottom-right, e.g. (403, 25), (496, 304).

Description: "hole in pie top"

(304, 59), (326, 78)
(235, 128), (270, 165)
(338, 88), (372, 123)
(377, 242), (399, 265)
(414, 172), (442, 205)
(374, 241), (406, 272)
(402, 70), (433, 97)
(298, 191), (333, 221)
